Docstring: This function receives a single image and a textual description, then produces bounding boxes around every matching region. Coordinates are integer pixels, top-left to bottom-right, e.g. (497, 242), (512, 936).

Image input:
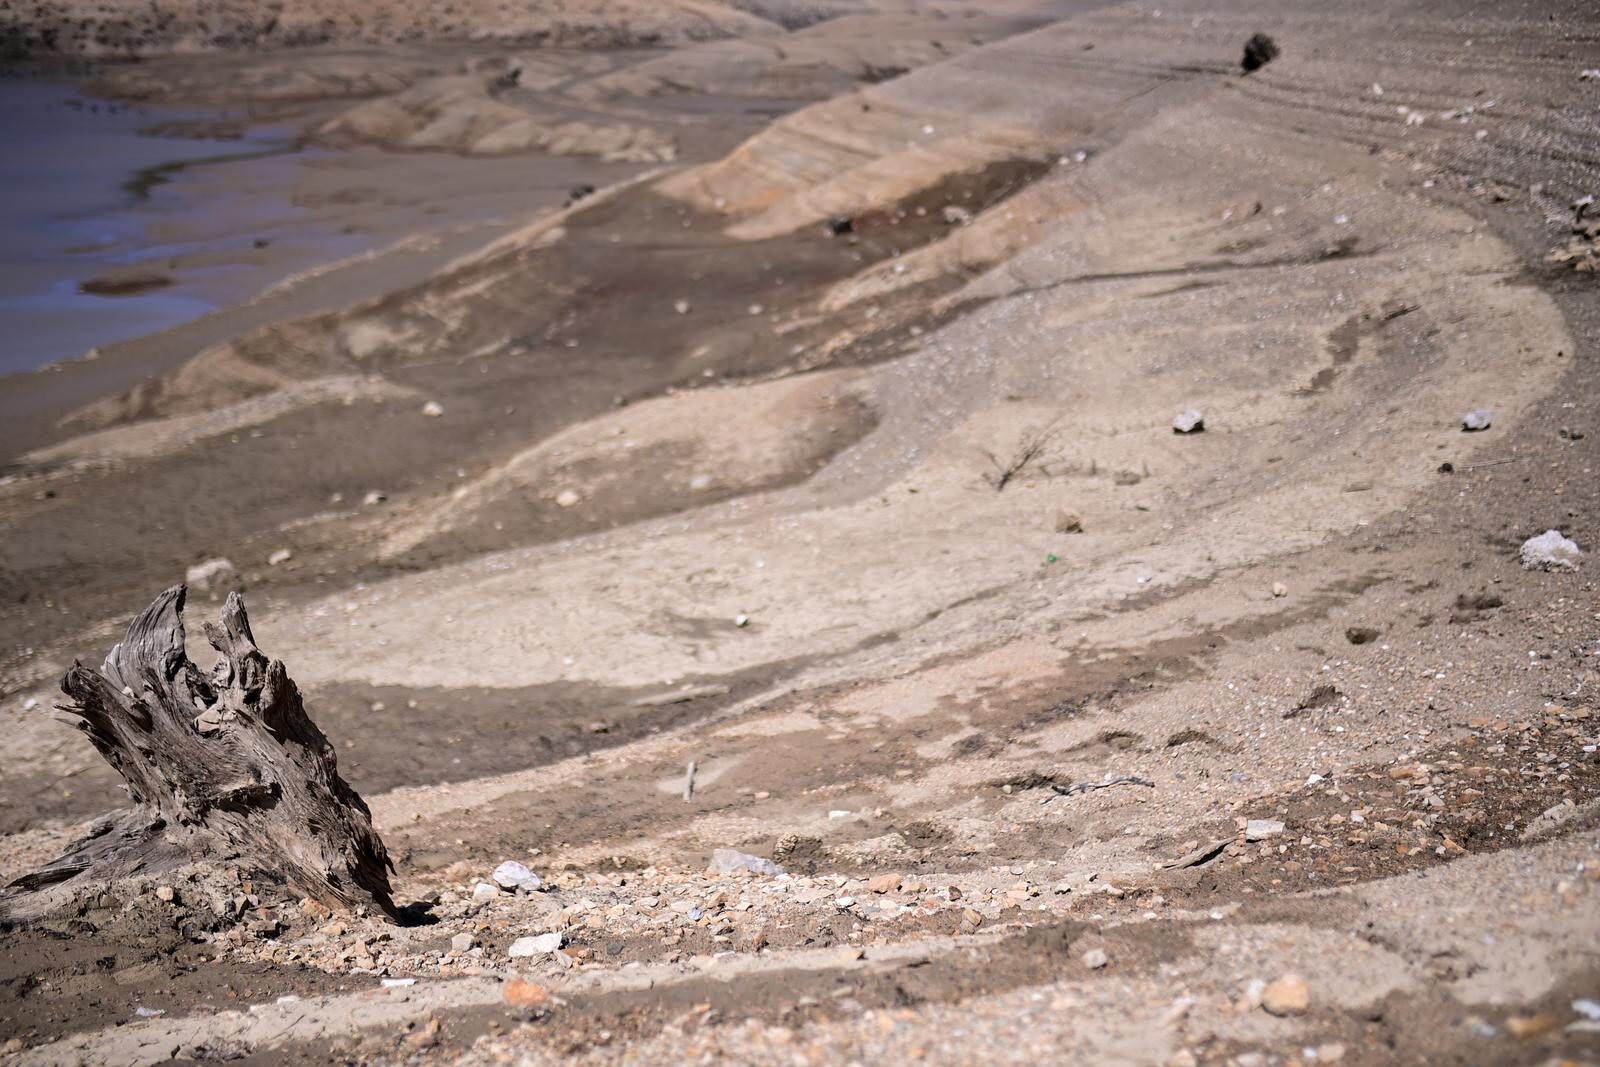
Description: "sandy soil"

(2, 0), (1599, 1064)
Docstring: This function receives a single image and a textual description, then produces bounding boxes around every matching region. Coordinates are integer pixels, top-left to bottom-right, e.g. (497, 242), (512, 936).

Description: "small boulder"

(1461, 408), (1492, 432)
(1520, 529), (1581, 572)
(421, 400), (444, 417)
(267, 548), (292, 566)
(450, 933), (475, 953)
(493, 860), (543, 893)
(1082, 947), (1110, 969)
(1172, 409), (1205, 434)
(471, 882), (499, 904)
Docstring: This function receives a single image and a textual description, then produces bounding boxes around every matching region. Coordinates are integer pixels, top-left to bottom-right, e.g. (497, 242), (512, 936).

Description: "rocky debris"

(493, 861), (543, 893)
(185, 557), (238, 596)
(1344, 626), (1380, 645)
(1172, 409), (1205, 434)
(450, 933), (476, 953)
(472, 882), (499, 904)
(1240, 33), (1280, 73)
(941, 205), (973, 225)
(508, 932), (565, 958)
(1244, 819), (1285, 841)
(1460, 408), (1492, 431)
(267, 547), (293, 566)
(1261, 974), (1310, 1016)
(709, 848), (783, 876)
(1519, 529), (1581, 572)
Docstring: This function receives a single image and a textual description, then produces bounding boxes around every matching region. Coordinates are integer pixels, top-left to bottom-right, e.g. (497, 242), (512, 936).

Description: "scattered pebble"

(267, 548), (292, 566)
(507, 932), (564, 958)
(1260, 974), (1310, 1016)
(1461, 408), (1492, 431)
(421, 400), (444, 417)
(1245, 819), (1285, 841)
(1082, 947), (1109, 969)
(1172, 409), (1205, 434)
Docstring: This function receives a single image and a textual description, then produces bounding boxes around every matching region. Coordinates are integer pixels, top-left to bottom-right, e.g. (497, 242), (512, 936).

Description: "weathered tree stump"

(1, 585), (395, 922)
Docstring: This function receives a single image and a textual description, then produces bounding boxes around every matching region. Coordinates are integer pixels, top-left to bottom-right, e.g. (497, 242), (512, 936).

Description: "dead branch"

(986, 418), (1062, 492)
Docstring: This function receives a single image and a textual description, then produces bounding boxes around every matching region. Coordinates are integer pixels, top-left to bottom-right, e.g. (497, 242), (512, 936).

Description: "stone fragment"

(1172, 409), (1205, 434)
(508, 932), (564, 958)
(504, 978), (550, 1008)
(1261, 974), (1310, 1016)
(1246, 819), (1285, 841)
(493, 861), (543, 892)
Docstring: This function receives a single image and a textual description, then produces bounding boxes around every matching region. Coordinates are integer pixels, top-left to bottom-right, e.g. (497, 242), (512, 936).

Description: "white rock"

(1461, 408), (1492, 431)
(185, 557), (237, 593)
(555, 489), (581, 508)
(381, 977), (416, 987)
(734, 613), (750, 628)
(708, 848), (783, 876)
(1245, 819), (1285, 841)
(1082, 948), (1109, 969)
(1520, 529), (1581, 572)
(267, 548), (293, 566)
(507, 932), (564, 958)
(493, 861), (543, 892)
(450, 933), (476, 953)
(1172, 409), (1205, 434)
(421, 400), (444, 417)
(674, 299), (691, 315)
(689, 473), (713, 491)
(362, 490), (388, 506)
(471, 882), (499, 904)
